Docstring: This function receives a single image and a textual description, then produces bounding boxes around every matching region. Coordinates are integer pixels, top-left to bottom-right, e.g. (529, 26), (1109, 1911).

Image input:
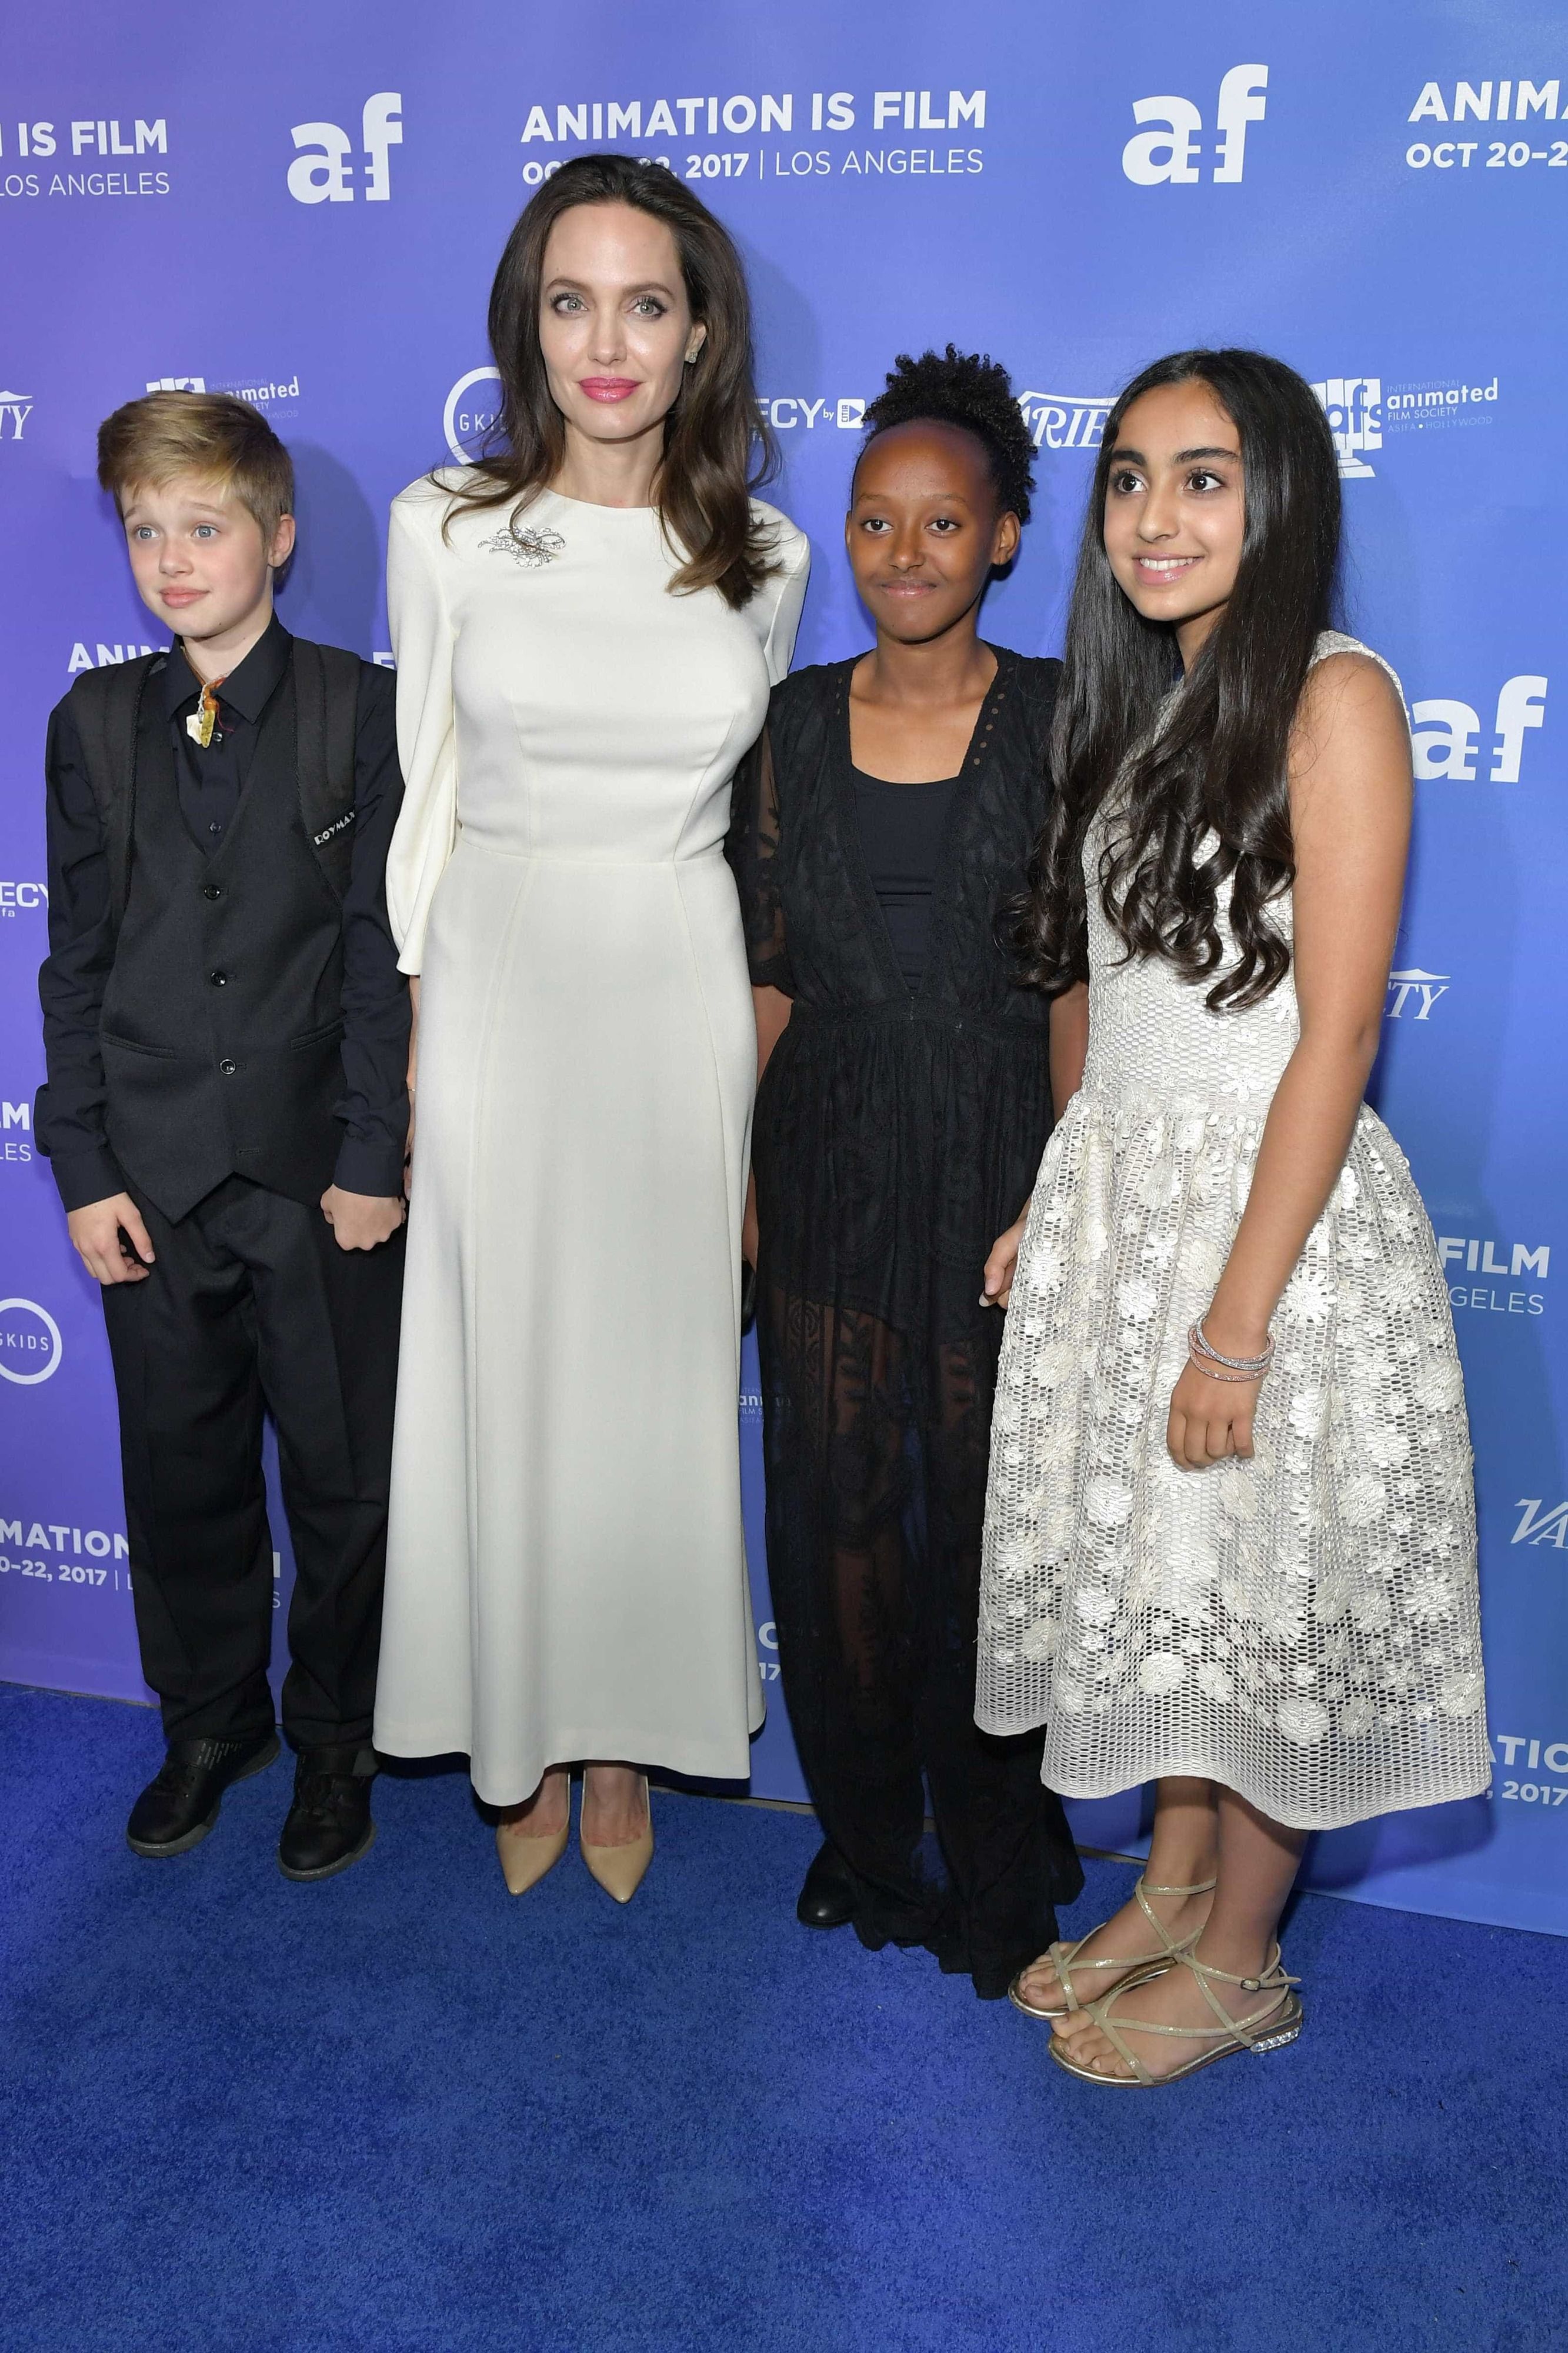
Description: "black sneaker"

(277, 1745), (378, 1882)
(126, 1731), (280, 1858)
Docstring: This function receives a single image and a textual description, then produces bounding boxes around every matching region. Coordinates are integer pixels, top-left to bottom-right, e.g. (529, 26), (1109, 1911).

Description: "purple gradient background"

(1, 1), (1563, 1929)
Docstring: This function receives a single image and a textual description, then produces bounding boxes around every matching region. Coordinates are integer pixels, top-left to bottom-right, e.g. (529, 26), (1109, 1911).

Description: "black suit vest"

(95, 661), (356, 1219)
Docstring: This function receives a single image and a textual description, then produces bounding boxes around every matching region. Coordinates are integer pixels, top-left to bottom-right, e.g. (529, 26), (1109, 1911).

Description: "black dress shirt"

(164, 612), (291, 849)
(38, 617), (409, 1208)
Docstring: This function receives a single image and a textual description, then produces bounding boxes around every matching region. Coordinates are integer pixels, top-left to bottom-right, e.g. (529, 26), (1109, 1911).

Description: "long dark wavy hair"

(442, 154), (779, 609)
(1018, 348), (1342, 1008)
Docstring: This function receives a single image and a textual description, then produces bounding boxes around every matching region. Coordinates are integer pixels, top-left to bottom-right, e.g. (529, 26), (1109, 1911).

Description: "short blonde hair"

(97, 389), (294, 541)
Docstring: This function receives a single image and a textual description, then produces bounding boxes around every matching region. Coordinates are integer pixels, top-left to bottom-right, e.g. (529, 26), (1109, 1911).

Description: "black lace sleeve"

(726, 721), (795, 995)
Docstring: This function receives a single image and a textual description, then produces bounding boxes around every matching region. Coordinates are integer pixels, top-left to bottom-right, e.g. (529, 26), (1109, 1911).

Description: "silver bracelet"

(1186, 1344), (1260, 1384)
(1190, 1316), (1274, 1375)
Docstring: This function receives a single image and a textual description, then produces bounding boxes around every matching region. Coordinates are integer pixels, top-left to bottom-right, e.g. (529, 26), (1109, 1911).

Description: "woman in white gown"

(373, 156), (808, 1898)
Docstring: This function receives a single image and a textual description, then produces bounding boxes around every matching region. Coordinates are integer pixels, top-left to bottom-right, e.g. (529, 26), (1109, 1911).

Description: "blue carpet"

(0, 1687), (1564, 2352)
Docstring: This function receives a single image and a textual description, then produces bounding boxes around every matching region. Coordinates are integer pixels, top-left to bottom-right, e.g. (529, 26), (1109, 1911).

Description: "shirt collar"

(163, 613), (292, 722)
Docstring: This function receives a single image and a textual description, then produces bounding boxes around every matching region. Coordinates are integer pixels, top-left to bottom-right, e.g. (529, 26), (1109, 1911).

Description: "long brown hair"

(1017, 348), (1342, 1009)
(443, 154), (779, 609)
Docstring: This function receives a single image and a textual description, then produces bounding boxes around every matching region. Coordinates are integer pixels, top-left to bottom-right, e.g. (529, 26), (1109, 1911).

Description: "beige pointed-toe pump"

(581, 1773), (653, 1904)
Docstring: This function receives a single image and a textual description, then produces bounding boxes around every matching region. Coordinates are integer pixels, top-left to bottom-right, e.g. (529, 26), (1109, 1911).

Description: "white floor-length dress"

(977, 635), (1489, 1831)
(373, 475), (808, 1804)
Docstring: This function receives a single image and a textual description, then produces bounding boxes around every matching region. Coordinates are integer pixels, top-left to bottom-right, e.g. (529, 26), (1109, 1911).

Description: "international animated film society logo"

(1309, 374), (1508, 482)
(146, 372), (301, 419)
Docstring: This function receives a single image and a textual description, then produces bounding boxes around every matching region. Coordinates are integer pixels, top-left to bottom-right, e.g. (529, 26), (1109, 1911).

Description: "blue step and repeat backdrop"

(1, 1), (1563, 1932)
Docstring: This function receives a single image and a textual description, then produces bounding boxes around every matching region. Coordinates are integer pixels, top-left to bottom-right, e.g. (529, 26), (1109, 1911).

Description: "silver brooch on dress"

(479, 517), (566, 568)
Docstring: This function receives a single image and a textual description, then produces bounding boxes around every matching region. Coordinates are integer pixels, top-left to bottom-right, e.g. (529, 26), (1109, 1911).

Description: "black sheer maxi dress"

(726, 647), (1083, 1998)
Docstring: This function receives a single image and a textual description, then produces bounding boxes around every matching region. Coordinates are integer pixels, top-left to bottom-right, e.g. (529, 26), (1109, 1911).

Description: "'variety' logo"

(1016, 392), (1113, 452)
(1384, 968), (1449, 1020)
(1513, 1500), (1568, 1549)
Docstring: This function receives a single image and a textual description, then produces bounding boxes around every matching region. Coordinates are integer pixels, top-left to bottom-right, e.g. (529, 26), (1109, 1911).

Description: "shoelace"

(293, 1772), (362, 1820)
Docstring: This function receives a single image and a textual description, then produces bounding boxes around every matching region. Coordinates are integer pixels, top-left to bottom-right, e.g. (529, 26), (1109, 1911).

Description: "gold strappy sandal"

(1007, 1875), (1217, 2022)
(1048, 1942), (1303, 2088)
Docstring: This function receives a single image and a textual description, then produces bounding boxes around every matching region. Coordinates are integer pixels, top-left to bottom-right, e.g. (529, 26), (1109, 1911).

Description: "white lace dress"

(975, 634), (1488, 1831)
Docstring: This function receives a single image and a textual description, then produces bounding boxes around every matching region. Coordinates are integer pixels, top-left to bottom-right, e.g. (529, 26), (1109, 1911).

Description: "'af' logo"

(0, 390), (33, 442)
(1413, 676), (1547, 783)
(288, 93), (402, 204)
(1122, 65), (1267, 185)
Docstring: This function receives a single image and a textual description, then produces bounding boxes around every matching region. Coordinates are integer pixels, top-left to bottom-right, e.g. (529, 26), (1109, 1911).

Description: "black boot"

(126, 1731), (280, 1858)
(796, 1841), (857, 1929)
(278, 1744), (377, 1882)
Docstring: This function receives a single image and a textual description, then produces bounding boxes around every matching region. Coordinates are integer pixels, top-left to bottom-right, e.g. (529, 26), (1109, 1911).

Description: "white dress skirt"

(976, 635), (1489, 1832)
(373, 476), (808, 1804)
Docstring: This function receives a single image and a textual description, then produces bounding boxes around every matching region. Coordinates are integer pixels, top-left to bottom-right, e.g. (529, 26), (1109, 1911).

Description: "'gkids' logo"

(1412, 676), (1547, 783)
(0, 389), (33, 441)
(0, 1299), (62, 1385)
(445, 366), (502, 464)
(1122, 65), (1268, 185)
(1017, 392), (1113, 452)
(288, 93), (402, 204)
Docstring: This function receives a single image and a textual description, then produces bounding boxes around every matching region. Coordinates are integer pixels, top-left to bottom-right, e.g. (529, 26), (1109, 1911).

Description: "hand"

(981, 1205), (1030, 1309)
(320, 1186), (406, 1251)
(67, 1193), (155, 1286)
(1166, 1359), (1263, 1470)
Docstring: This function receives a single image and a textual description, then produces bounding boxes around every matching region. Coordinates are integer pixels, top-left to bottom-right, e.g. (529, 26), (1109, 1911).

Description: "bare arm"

(1049, 979), (1089, 1114)
(1168, 654), (1411, 1467)
(742, 982), (792, 1268)
(982, 981), (1090, 1309)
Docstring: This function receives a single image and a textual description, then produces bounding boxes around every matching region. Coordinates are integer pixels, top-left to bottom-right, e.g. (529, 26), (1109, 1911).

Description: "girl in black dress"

(727, 349), (1082, 1997)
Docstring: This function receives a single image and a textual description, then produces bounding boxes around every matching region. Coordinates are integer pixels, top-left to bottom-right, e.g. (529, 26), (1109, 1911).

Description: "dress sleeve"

(383, 491), (458, 976)
(725, 716), (793, 995)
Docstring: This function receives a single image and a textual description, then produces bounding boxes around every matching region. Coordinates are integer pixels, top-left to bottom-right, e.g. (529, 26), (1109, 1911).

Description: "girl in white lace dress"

(976, 351), (1487, 2086)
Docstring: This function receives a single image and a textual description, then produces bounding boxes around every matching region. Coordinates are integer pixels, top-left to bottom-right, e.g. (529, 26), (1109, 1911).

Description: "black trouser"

(101, 1175), (403, 1749)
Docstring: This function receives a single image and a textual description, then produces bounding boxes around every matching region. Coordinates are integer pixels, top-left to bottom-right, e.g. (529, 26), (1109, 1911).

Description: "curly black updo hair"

(857, 344), (1035, 523)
